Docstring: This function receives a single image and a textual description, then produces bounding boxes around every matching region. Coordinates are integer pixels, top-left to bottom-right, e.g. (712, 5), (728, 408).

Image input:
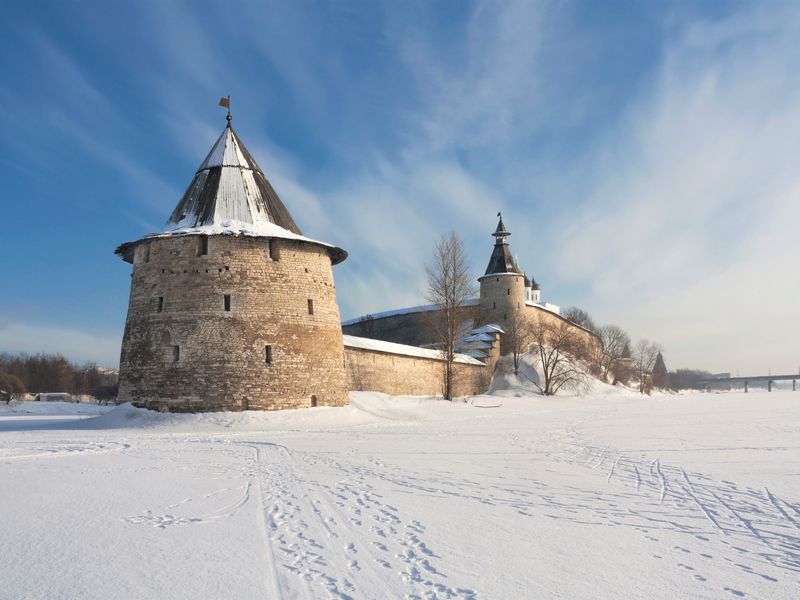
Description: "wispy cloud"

(547, 5), (800, 372)
(2, 0), (798, 374)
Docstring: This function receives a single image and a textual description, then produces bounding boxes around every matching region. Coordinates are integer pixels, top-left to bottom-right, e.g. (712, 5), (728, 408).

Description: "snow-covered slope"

(0, 386), (797, 599)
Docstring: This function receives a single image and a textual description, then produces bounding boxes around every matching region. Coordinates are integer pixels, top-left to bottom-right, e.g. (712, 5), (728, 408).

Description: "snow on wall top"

(343, 335), (483, 365)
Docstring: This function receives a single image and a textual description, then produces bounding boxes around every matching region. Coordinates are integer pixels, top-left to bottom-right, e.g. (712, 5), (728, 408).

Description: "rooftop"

(482, 213), (523, 277)
(116, 116), (346, 264)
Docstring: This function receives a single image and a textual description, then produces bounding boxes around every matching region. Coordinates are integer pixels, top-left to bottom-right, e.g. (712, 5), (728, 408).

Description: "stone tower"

(115, 115), (348, 412)
(478, 214), (527, 344)
(651, 352), (668, 389)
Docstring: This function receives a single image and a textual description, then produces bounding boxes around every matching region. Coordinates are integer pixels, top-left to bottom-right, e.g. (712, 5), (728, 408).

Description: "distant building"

(652, 352), (667, 388)
(35, 393), (73, 402)
(344, 214), (599, 355)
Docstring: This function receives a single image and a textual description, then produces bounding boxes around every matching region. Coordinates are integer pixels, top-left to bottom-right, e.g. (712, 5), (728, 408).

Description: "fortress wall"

(343, 311), (437, 346)
(523, 304), (603, 356)
(118, 235), (347, 412)
(342, 305), (478, 348)
(344, 336), (499, 398)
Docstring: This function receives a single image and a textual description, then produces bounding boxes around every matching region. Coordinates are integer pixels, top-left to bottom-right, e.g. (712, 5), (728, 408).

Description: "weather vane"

(219, 95), (231, 122)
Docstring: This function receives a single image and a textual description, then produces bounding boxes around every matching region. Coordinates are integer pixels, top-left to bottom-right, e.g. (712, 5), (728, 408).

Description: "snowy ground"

(1, 384), (798, 599)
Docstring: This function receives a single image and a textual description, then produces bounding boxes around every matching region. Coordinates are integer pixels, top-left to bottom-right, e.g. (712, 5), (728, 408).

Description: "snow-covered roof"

(115, 119), (346, 265)
(343, 335), (483, 365)
(470, 324), (504, 335)
(167, 123), (301, 233)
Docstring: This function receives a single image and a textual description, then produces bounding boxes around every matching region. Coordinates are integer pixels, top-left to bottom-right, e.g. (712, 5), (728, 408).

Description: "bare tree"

(596, 325), (631, 382)
(506, 310), (535, 376)
(530, 318), (588, 395)
(632, 339), (662, 394)
(425, 232), (476, 400)
(562, 306), (598, 333)
(0, 371), (25, 403)
(611, 358), (636, 386)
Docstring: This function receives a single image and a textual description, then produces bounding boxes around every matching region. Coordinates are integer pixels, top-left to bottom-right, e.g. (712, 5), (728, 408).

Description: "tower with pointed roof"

(651, 352), (667, 389)
(477, 214), (528, 345)
(115, 115), (348, 411)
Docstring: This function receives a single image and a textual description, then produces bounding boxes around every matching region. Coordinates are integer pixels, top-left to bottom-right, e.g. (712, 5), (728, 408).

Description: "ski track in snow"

(3, 394), (799, 599)
(543, 424), (800, 589)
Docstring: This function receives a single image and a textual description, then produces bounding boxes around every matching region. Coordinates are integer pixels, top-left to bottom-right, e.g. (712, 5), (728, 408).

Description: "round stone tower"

(115, 115), (348, 412)
(478, 214), (527, 336)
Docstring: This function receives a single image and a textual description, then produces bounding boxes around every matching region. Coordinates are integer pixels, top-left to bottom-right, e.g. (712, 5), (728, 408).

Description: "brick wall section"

(118, 234), (347, 411)
(344, 333), (500, 398)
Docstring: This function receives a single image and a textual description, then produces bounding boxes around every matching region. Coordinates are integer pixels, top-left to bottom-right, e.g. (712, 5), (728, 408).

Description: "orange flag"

(219, 96), (230, 108)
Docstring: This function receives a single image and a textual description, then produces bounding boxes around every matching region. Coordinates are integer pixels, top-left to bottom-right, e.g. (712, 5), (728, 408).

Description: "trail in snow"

(558, 423), (800, 577)
(2, 392), (799, 600)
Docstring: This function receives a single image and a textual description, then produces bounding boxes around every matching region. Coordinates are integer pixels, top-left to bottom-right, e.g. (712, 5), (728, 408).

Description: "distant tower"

(652, 352), (668, 388)
(115, 114), (348, 412)
(478, 214), (526, 343)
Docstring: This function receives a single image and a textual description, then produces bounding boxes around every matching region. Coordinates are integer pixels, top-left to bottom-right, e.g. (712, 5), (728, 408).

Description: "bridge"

(696, 374), (798, 392)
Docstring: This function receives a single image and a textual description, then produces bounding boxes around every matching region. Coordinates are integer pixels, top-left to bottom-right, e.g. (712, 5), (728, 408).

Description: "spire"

(483, 213), (522, 276)
(166, 120), (302, 234)
(492, 211), (510, 242)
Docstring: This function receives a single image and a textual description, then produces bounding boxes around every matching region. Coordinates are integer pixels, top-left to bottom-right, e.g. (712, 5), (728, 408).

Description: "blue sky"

(1, 0), (799, 375)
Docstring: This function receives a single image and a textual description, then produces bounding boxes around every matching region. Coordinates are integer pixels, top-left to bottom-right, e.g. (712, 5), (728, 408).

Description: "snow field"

(0, 387), (798, 599)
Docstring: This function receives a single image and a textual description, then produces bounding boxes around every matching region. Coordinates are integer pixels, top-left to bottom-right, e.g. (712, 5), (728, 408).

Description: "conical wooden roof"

(483, 214), (523, 276)
(115, 118), (346, 264)
(167, 122), (301, 233)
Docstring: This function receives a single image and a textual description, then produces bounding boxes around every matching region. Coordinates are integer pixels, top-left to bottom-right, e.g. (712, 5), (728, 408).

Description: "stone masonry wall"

(343, 311), (437, 347)
(118, 234), (347, 411)
(344, 346), (496, 398)
(344, 300), (600, 371)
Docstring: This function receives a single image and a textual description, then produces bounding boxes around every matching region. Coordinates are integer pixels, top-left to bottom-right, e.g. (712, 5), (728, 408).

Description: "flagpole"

(219, 95), (232, 123)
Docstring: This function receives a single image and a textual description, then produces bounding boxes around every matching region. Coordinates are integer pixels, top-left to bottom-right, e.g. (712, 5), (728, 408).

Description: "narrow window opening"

(268, 239), (278, 261)
(143, 244), (151, 263)
(198, 235), (208, 256)
(496, 277), (499, 282)
(157, 297), (164, 313)
(265, 345), (273, 365)
(304, 267), (308, 273)
(310, 395), (318, 408)
(503, 313), (507, 320)
(172, 345), (180, 363)
(224, 294), (231, 312)
(307, 299), (314, 315)
(507, 288), (510, 295)
(493, 301), (496, 309)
